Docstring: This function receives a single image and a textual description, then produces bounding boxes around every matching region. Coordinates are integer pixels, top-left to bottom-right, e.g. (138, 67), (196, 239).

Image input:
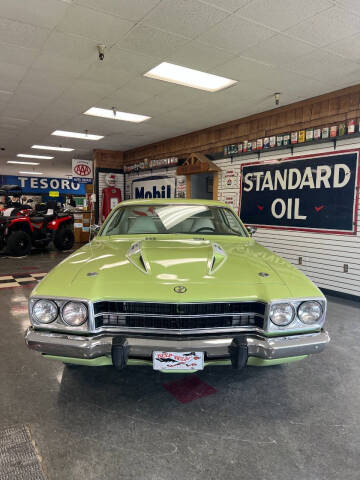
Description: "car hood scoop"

(125, 239), (228, 276)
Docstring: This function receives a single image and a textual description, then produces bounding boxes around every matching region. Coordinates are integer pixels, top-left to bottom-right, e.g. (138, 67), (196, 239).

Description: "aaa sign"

(240, 150), (359, 234)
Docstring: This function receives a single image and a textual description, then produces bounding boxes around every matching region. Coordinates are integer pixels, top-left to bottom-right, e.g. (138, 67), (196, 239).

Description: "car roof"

(118, 198), (228, 208)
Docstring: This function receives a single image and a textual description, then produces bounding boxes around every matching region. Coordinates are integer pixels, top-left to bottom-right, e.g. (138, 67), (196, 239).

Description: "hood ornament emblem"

(258, 272), (269, 277)
(174, 285), (187, 293)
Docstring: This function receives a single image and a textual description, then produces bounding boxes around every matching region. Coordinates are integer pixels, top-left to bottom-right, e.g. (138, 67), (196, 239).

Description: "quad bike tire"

(7, 230), (32, 256)
(54, 227), (74, 251)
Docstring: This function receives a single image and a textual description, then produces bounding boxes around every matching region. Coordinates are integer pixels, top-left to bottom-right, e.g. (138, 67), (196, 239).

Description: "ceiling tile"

(64, 79), (116, 103)
(0, 17), (50, 49)
(31, 52), (93, 77)
(284, 50), (360, 84)
(165, 40), (236, 70)
(325, 33), (360, 62)
(197, 15), (276, 53)
(143, 0), (228, 38)
(0, 0), (69, 29)
(0, 42), (39, 68)
(79, 63), (135, 87)
(240, 34), (315, 65)
(0, 62), (27, 91)
(74, 0), (161, 21)
(335, 0), (360, 15)
(1, 94), (52, 120)
(287, 6), (360, 47)
(237, 0), (333, 31)
(14, 69), (73, 99)
(198, 0), (252, 13)
(106, 47), (160, 73)
(56, 4), (134, 45)
(102, 87), (155, 109)
(42, 31), (96, 61)
(118, 24), (189, 57)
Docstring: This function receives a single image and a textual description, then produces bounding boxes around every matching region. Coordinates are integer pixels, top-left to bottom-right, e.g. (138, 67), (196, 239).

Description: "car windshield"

(101, 204), (247, 237)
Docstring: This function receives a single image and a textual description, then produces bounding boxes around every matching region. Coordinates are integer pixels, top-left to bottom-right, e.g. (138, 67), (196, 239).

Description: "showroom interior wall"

(122, 141), (359, 298)
(212, 139), (360, 298)
(107, 85), (360, 299)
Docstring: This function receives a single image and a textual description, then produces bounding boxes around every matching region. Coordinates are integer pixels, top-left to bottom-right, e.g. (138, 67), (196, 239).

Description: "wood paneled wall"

(123, 84), (360, 163)
(93, 149), (124, 170)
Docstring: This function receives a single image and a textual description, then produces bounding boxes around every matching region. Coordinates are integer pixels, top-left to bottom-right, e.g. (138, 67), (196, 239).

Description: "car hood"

(33, 236), (322, 302)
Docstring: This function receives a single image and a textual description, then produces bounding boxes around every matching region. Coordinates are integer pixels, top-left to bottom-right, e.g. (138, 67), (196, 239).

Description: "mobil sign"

(131, 175), (176, 199)
(240, 149), (359, 235)
(72, 159), (93, 184)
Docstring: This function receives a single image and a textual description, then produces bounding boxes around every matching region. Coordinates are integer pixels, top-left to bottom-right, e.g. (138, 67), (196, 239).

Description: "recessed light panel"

(32, 145), (74, 152)
(7, 161), (40, 165)
(84, 107), (151, 123)
(17, 153), (53, 159)
(51, 130), (104, 140)
(19, 171), (44, 175)
(144, 62), (237, 92)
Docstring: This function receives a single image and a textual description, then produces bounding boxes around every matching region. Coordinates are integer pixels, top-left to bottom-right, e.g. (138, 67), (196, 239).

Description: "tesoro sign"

(240, 149), (359, 235)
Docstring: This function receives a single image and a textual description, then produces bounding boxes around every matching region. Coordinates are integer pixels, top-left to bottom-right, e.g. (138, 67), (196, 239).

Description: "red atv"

(0, 190), (75, 256)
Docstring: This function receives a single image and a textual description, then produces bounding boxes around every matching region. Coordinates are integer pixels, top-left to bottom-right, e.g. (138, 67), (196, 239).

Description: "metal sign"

(131, 175), (176, 199)
(239, 149), (360, 235)
(0, 175), (86, 195)
(72, 159), (93, 184)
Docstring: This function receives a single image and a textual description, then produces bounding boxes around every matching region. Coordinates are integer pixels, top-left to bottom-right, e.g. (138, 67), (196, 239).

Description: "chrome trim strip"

(92, 325), (263, 335)
(25, 328), (330, 360)
(94, 312), (265, 319)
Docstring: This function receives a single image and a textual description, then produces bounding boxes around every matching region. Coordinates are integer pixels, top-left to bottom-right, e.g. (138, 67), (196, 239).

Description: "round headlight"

(269, 303), (295, 326)
(298, 301), (322, 324)
(62, 302), (87, 326)
(33, 300), (58, 324)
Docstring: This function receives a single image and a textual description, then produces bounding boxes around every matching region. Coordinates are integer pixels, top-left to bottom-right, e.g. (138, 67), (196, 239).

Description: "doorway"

(190, 172), (213, 200)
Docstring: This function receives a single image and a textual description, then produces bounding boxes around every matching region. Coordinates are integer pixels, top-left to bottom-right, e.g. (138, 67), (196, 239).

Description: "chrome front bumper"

(25, 327), (330, 361)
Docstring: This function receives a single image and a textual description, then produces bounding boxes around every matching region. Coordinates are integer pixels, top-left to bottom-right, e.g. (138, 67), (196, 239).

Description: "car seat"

(127, 216), (159, 234)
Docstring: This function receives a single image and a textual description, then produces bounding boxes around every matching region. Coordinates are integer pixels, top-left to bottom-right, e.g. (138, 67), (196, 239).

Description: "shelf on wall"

(209, 131), (360, 162)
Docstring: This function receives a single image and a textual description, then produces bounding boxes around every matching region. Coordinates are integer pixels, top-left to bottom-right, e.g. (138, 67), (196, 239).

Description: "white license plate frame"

(153, 351), (204, 371)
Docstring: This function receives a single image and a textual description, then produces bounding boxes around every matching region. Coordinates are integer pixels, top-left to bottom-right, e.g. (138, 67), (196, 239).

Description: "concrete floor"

(0, 249), (359, 480)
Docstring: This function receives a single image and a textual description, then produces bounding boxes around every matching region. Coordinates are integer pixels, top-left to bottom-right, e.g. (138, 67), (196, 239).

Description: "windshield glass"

(101, 204), (247, 237)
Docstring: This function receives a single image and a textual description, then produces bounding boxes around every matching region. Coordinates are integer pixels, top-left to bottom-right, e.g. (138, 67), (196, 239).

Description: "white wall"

(215, 137), (360, 298)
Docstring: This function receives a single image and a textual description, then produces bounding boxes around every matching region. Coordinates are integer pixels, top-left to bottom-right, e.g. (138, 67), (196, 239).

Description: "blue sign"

(240, 150), (359, 234)
(0, 175), (86, 195)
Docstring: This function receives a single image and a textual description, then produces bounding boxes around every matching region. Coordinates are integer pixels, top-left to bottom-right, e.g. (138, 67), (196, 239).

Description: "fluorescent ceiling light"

(52, 130), (104, 140)
(7, 160), (40, 165)
(17, 153), (53, 160)
(32, 144), (74, 152)
(19, 171), (44, 175)
(144, 62), (237, 92)
(84, 107), (151, 123)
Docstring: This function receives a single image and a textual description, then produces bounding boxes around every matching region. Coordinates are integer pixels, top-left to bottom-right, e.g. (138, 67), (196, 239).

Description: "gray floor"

(0, 249), (359, 480)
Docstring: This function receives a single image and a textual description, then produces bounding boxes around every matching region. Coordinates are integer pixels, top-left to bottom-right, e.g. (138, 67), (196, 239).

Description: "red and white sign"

(72, 159), (93, 184)
(221, 192), (239, 211)
(222, 168), (239, 189)
(153, 351), (204, 371)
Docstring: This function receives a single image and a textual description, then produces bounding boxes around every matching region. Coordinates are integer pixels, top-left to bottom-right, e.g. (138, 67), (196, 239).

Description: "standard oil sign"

(240, 150), (359, 234)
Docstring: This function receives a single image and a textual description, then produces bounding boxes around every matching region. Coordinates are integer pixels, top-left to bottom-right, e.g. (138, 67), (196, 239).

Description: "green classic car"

(25, 199), (330, 372)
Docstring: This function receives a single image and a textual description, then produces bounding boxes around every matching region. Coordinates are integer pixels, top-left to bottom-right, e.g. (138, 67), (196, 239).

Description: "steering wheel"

(194, 226), (216, 233)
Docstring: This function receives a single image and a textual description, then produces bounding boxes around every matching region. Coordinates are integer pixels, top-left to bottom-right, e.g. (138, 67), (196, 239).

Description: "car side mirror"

(247, 226), (257, 236)
(90, 224), (100, 239)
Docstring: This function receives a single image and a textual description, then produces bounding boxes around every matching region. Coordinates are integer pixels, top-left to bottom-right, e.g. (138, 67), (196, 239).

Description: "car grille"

(94, 301), (266, 331)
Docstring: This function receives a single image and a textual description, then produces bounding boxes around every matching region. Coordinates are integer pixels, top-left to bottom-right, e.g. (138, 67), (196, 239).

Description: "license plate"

(153, 351), (204, 371)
